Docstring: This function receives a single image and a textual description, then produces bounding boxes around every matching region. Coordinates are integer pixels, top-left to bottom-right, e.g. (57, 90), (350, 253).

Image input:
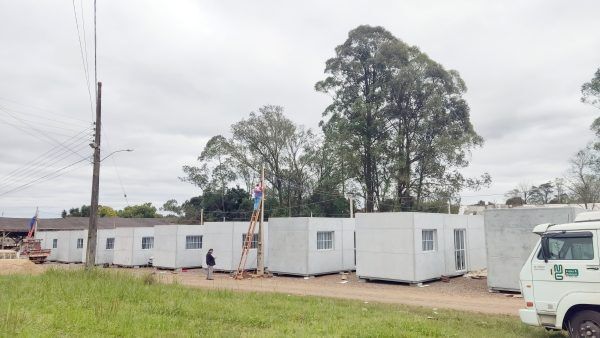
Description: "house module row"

(34, 213), (487, 283)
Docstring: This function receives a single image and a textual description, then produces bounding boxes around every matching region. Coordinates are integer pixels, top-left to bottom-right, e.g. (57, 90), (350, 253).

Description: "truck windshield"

(537, 232), (594, 260)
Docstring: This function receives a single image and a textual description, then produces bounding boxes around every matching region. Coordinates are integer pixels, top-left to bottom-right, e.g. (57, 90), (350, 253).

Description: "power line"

(0, 103), (90, 129)
(0, 157), (90, 198)
(0, 97), (91, 124)
(0, 141), (91, 191)
(102, 129), (129, 204)
(71, 0), (94, 119)
(0, 107), (89, 160)
(0, 126), (91, 183)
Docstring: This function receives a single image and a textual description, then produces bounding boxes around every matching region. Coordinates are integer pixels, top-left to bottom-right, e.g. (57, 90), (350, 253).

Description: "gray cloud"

(0, 0), (599, 216)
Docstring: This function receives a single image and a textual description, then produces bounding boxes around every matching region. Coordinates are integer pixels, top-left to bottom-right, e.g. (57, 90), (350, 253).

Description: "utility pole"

(85, 82), (102, 269)
(348, 194), (354, 218)
(200, 208), (204, 225)
(257, 164), (265, 276)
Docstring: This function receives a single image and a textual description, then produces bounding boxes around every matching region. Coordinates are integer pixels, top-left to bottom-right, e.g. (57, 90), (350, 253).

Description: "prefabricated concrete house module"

(153, 224), (204, 269)
(355, 212), (486, 283)
(202, 221), (268, 271)
(484, 206), (583, 292)
(81, 229), (116, 265)
(113, 227), (155, 267)
(268, 217), (355, 276)
(54, 230), (86, 263)
(35, 230), (59, 261)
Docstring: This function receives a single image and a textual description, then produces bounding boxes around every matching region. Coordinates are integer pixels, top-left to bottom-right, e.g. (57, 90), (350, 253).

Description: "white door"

(454, 229), (466, 271)
(531, 230), (599, 316)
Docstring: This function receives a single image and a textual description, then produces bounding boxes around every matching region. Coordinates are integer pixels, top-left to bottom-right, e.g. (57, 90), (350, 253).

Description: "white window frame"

(242, 234), (258, 249)
(141, 236), (154, 250)
(454, 229), (466, 271)
(186, 235), (203, 249)
(76, 238), (84, 249)
(52, 238), (57, 249)
(422, 229), (436, 252)
(317, 231), (334, 251)
(106, 237), (115, 250)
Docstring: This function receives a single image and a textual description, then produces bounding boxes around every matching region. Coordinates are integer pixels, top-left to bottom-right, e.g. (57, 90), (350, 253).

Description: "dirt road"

(149, 269), (523, 316)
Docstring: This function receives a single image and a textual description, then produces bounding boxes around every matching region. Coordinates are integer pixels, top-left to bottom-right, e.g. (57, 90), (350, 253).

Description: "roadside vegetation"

(0, 269), (563, 337)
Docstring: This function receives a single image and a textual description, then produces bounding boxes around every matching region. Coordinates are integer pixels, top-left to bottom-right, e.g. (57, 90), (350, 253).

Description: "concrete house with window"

(52, 230), (86, 263)
(113, 227), (155, 267)
(202, 221), (269, 272)
(81, 229), (116, 265)
(267, 217), (355, 276)
(152, 224), (204, 269)
(484, 206), (583, 291)
(355, 212), (486, 283)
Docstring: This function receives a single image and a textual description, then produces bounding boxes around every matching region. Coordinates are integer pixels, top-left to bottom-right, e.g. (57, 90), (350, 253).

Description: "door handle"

(586, 265), (600, 270)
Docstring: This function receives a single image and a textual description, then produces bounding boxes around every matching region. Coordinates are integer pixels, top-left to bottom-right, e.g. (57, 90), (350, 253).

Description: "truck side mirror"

(541, 237), (550, 263)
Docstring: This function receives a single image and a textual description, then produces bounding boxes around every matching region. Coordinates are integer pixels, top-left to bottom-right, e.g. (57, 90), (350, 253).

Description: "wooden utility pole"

(85, 82), (102, 269)
(256, 165), (265, 275)
(200, 208), (204, 225)
(348, 194), (354, 218)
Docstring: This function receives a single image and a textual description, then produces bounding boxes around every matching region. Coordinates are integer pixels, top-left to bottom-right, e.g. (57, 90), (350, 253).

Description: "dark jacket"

(206, 253), (215, 266)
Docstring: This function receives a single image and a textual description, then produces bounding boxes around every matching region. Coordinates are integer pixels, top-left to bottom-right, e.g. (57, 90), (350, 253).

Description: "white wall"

(307, 218), (355, 275)
(357, 212), (486, 283)
(113, 227), (154, 266)
(81, 229), (115, 265)
(44, 231), (60, 261)
(413, 213), (445, 282)
(466, 215), (486, 271)
(268, 218), (309, 275)
(203, 222), (267, 271)
(153, 224), (204, 269)
(356, 212), (416, 282)
(484, 207), (582, 291)
(54, 230), (85, 263)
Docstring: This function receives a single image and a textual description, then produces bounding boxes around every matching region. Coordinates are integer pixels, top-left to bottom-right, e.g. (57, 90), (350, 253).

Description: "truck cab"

(519, 212), (600, 337)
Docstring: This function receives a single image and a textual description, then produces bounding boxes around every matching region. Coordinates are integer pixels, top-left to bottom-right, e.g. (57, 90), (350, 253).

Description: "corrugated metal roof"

(0, 217), (180, 232)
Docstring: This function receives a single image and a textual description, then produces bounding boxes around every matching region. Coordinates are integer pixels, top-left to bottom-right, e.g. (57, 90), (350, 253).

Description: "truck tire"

(569, 310), (600, 338)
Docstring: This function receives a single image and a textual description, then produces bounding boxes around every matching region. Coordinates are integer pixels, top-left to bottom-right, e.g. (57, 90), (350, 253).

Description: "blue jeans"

(253, 196), (261, 210)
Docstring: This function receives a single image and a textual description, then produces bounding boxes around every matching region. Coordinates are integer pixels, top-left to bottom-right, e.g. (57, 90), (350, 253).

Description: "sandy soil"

(0, 259), (44, 275)
(152, 269), (523, 316)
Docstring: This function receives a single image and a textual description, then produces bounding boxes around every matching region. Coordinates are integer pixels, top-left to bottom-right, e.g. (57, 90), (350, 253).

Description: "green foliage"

(316, 25), (488, 211)
(582, 68), (600, 109)
(60, 210), (67, 218)
(117, 203), (159, 218)
(161, 199), (183, 217)
(0, 269), (561, 337)
(98, 205), (117, 217)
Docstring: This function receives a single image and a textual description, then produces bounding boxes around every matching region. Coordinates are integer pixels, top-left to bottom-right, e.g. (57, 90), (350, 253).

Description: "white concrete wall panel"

(484, 207), (582, 291)
(268, 218), (309, 275)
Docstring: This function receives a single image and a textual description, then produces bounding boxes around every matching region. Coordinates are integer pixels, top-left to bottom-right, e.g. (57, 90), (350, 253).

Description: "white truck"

(519, 211), (600, 337)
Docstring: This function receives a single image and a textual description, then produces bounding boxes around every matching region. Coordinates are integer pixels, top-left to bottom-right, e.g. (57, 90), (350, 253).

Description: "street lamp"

(100, 149), (134, 162)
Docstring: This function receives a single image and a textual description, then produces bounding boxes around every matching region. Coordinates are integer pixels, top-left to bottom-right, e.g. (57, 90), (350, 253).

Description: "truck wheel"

(569, 310), (600, 338)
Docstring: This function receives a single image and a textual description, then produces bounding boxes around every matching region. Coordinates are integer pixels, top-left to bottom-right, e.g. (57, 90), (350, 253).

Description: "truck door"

(531, 230), (599, 315)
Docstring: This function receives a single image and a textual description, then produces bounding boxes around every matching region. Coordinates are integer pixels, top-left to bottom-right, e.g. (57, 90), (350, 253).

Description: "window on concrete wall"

(52, 238), (57, 249)
(317, 231), (334, 250)
(186, 235), (203, 249)
(422, 230), (436, 252)
(106, 238), (115, 250)
(76, 238), (83, 249)
(454, 229), (466, 270)
(141, 236), (154, 250)
(242, 234), (258, 249)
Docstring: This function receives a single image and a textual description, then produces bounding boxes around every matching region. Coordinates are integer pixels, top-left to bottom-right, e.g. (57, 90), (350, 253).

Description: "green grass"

(0, 269), (564, 337)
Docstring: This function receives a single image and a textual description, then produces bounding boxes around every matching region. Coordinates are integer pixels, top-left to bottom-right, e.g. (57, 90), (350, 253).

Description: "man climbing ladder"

(234, 167), (266, 279)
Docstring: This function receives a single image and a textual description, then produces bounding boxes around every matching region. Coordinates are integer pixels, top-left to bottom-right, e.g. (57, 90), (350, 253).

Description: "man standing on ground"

(206, 248), (215, 280)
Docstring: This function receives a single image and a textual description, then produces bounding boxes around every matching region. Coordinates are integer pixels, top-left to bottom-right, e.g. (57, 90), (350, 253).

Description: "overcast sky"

(0, 0), (599, 218)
